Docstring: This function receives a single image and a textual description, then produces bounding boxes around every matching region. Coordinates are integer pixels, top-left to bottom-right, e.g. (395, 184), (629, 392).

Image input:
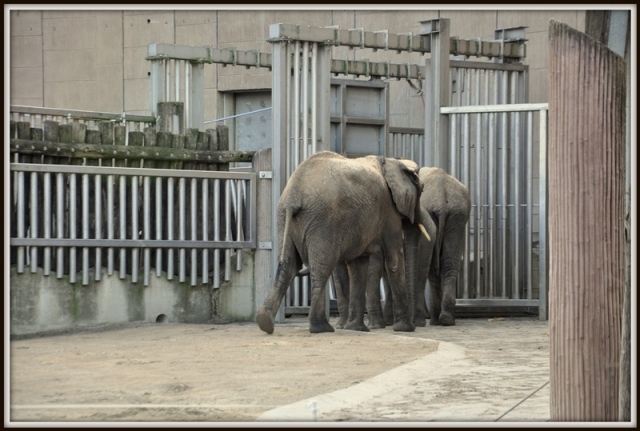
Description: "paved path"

(258, 316), (550, 423)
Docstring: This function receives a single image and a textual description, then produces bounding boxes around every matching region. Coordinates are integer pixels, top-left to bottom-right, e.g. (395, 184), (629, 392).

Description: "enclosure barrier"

(441, 102), (548, 319)
(10, 105), (155, 139)
(10, 163), (256, 288)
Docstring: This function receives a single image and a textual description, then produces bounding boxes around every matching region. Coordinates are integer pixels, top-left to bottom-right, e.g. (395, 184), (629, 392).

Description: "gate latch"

(259, 171), (272, 179)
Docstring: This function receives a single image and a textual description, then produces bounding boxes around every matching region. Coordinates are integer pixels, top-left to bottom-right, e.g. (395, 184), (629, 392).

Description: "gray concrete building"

(10, 7), (629, 154)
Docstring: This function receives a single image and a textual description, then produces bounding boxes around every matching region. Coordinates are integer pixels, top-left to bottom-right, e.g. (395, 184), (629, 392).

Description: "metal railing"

(10, 163), (256, 288)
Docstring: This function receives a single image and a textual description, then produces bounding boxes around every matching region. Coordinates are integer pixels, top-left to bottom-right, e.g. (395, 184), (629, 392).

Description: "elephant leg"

(365, 252), (386, 329)
(428, 274), (443, 326)
(332, 263), (350, 329)
(344, 257), (370, 332)
(381, 275), (394, 326)
(437, 226), (466, 326)
(308, 263), (335, 334)
(439, 257), (462, 326)
(256, 255), (301, 334)
(413, 238), (433, 327)
(384, 246), (415, 332)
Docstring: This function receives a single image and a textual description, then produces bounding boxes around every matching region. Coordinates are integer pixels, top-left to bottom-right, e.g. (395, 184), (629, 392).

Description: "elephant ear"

(381, 157), (421, 224)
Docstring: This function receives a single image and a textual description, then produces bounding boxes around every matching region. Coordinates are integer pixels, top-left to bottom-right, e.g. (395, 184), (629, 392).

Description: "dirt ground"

(8, 314), (550, 424)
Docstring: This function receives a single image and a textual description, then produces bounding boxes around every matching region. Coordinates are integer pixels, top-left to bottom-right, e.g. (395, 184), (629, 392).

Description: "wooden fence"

(9, 103), (257, 287)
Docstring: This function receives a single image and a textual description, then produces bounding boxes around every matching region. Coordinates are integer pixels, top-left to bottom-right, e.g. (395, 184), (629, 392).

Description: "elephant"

(255, 151), (431, 334)
(338, 166), (470, 328)
(332, 213), (437, 330)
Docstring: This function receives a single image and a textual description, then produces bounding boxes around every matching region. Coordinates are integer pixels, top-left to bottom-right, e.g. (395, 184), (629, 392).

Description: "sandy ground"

(8, 315), (550, 424)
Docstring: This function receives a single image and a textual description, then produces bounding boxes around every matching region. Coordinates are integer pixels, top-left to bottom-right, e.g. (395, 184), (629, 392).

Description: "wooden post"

(548, 20), (626, 421)
(157, 102), (184, 135)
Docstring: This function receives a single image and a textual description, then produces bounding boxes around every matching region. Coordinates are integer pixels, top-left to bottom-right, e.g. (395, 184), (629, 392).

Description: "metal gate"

(144, 20), (546, 320)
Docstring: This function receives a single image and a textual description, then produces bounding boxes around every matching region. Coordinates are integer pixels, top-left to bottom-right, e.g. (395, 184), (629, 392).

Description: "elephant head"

(382, 157), (431, 242)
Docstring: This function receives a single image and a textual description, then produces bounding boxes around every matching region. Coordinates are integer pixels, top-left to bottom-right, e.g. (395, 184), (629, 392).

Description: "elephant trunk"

(403, 220), (421, 324)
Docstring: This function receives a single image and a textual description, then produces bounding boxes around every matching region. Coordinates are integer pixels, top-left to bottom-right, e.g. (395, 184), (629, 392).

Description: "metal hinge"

(259, 171), (272, 179)
(258, 242), (273, 250)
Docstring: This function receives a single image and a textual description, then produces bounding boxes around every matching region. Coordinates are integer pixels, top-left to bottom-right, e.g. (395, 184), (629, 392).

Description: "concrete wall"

(9, 8), (587, 126)
(10, 250), (256, 335)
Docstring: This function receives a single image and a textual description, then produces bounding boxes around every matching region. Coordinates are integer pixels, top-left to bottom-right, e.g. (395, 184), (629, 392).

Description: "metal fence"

(10, 162), (256, 288)
(441, 102), (548, 319)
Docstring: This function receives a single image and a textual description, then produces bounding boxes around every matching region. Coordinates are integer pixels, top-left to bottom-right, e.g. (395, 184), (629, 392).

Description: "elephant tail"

(279, 205), (295, 263)
(432, 211), (446, 276)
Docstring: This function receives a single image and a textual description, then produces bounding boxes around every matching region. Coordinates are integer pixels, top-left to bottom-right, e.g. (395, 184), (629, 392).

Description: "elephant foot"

(335, 317), (348, 329)
(438, 311), (456, 326)
(392, 320), (416, 332)
(344, 320), (370, 332)
(429, 318), (440, 326)
(309, 320), (335, 334)
(414, 316), (427, 327)
(367, 314), (386, 329)
(256, 307), (274, 334)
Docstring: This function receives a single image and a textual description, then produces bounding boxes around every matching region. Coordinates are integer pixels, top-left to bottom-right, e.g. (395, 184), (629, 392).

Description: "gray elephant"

(344, 166), (470, 328)
(255, 151), (431, 334)
(333, 213), (437, 330)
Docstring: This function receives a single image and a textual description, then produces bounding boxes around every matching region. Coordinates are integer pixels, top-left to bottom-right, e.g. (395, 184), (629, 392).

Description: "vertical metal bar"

(82, 172), (89, 284)
(107, 174), (114, 276)
(311, 42), (317, 155)
(43, 172), (51, 275)
(293, 277), (300, 307)
(286, 39), (293, 177)
(462, 112), (470, 300)
(513, 110), (521, 299)
(500, 115), (508, 299)
(144, 176), (151, 286)
(475, 107), (482, 301)
(119, 175), (126, 279)
(538, 108), (548, 320)
(482, 71), (490, 296)
(488, 112), (496, 298)
(302, 42), (309, 162)
(185, 61), (190, 128)
(179, 177), (186, 283)
(224, 179), (232, 281)
(526, 111), (534, 300)
(30, 171), (38, 273)
(155, 177), (162, 277)
(190, 177), (198, 286)
(213, 178), (220, 288)
(236, 180), (243, 272)
(131, 175), (139, 283)
(449, 114), (457, 177)
(165, 59), (171, 103)
(302, 275), (309, 307)
(175, 59), (180, 102)
(16, 171), (25, 273)
(150, 58), (166, 117)
(202, 178), (209, 285)
(56, 173), (64, 278)
(94, 174), (102, 281)
(167, 177), (174, 280)
(69, 174), (77, 283)
(293, 41), (300, 176)
(271, 34), (290, 322)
